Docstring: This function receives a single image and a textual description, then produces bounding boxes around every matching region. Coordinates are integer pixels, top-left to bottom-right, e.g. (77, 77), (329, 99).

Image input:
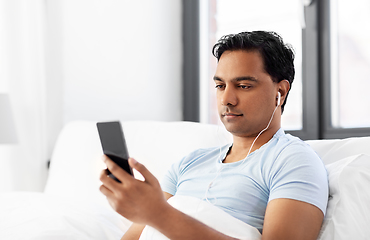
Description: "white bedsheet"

(139, 195), (261, 240)
(0, 192), (130, 240)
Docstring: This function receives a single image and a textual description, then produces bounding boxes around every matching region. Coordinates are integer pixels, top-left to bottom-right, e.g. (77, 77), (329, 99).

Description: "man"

(100, 31), (328, 240)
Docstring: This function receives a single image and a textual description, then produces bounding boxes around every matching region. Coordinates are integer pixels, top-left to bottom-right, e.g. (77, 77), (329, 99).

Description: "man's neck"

(224, 126), (280, 163)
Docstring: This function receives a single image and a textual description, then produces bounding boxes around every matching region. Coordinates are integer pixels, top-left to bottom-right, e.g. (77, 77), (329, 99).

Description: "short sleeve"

(268, 142), (329, 215)
(160, 159), (181, 196)
(160, 149), (201, 195)
(160, 148), (217, 196)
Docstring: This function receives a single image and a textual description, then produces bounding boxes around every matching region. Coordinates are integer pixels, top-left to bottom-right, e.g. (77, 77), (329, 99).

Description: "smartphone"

(97, 121), (133, 182)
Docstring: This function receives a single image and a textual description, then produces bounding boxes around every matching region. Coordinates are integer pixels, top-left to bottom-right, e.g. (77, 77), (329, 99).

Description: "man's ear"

(277, 80), (290, 104)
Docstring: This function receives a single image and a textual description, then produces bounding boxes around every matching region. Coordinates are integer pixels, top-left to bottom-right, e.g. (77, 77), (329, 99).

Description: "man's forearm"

(121, 223), (145, 240)
(148, 203), (238, 240)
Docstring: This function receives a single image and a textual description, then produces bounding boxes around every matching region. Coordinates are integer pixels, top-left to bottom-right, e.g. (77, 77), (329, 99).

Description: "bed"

(1, 120), (370, 239)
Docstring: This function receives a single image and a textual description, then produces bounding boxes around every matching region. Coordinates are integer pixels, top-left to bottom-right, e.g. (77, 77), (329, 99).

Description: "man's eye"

(215, 85), (224, 89)
(239, 85), (251, 89)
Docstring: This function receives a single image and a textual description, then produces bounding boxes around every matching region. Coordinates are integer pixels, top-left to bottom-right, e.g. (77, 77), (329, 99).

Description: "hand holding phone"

(97, 121), (133, 182)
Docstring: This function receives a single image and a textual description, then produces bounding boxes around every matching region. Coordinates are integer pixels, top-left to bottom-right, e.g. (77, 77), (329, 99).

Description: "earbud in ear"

(277, 92), (281, 106)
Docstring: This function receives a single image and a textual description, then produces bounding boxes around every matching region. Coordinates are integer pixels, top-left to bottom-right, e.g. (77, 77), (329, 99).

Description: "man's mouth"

(222, 112), (243, 117)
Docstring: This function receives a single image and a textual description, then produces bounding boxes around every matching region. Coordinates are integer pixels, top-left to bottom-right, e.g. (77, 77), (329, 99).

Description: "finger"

(104, 155), (132, 184)
(128, 158), (158, 185)
(99, 183), (114, 197)
(99, 168), (120, 191)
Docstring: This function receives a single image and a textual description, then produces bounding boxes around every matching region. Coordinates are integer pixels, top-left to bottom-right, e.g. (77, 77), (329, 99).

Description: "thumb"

(128, 158), (158, 184)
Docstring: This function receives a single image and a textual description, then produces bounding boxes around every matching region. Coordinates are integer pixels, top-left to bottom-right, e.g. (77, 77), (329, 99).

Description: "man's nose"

(221, 86), (238, 106)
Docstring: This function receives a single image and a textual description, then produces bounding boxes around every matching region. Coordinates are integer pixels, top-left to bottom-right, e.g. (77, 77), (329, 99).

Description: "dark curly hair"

(212, 31), (295, 113)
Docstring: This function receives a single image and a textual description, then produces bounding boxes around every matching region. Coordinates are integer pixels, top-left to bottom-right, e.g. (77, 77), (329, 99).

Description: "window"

(320, 0), (370, 138)
(329, 0), (370, 128)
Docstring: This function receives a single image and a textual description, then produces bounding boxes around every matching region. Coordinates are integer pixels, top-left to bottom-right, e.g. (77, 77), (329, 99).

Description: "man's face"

(214, 50), (279, 137)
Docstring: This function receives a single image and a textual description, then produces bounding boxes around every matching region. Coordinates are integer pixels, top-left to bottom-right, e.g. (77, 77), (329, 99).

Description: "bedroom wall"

(47, 0), (182, 131)
(45, 0), (183, 171)
(0, 0), (182, 192)
(48, 0), (182, 190)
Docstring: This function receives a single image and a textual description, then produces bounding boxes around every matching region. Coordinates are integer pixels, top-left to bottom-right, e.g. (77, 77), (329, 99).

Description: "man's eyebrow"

(213, 76), (258, 82)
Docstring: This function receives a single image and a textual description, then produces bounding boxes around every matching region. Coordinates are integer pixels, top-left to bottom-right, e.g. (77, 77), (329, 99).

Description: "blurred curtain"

(0, 0), (48, 191)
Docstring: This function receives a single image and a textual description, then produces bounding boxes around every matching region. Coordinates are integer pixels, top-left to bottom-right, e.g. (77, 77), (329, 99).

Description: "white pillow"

(318, 154), (370, 240)
(307, 137), (370, 165)
(44, 121), (110, 209)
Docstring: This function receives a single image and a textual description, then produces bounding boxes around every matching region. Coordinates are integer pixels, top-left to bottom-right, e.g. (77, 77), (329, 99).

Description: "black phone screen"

(97, 121), (133, 181)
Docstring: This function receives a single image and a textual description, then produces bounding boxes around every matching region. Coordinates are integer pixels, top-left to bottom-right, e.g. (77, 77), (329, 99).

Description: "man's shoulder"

(270, 132), (324, 169)
(278, 133), (317, 155)
(255, 130), (323, 171)
(271, 129), (313, 152)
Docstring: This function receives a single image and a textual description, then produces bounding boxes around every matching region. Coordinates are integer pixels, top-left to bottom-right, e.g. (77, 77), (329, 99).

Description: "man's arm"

(100, 156), (237, 240)
(120, 223), (145, 240)
(262, 198), (324, 240)
(120, 192), (173, 240)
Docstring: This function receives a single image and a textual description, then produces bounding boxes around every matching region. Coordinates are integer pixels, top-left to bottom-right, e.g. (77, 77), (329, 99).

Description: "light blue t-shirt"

(161, 128), (328, 233)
